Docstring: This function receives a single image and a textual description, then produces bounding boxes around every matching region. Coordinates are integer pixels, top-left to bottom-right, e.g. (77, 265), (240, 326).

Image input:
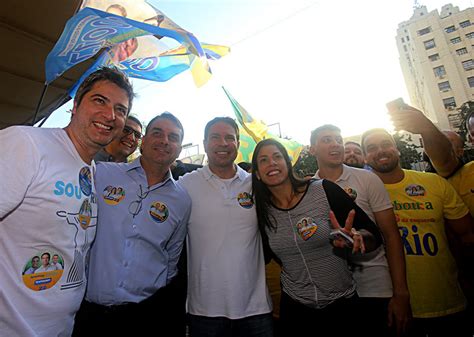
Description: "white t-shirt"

(316, 165), (393, 297)
(0, 126), (97, 337)
(178, 166), (272, 319)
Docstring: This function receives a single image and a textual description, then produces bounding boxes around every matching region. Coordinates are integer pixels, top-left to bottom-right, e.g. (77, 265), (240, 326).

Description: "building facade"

(396, 3), (474, 130)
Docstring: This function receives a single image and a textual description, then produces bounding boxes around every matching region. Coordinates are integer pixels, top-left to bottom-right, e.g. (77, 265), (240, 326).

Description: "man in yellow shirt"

(361, 128), (474, 337)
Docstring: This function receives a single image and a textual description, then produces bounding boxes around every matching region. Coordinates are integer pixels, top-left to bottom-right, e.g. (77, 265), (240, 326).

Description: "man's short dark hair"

(344, 141), (362, 148)
(310, 124), (341, 145)
(74, 66), (135, 115)
(360, 128), (395, 154)
(145, 112), (184, 142)
(127, 115), (142, 130)
(41, 252), (50, 260)
(204, 117), (240, 142)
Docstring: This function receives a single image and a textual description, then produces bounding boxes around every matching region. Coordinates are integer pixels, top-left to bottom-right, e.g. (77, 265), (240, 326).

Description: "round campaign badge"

(296, 217), (318, 241)
(149, 202), (169, 223)
(237, 192), (253, 209)
(78, 199), (92, 229)
(405, 184), (426, 197)
(22, 252), (64, 291)
(79, 166), (92, 196)
(344, 187), (358, 200)
(102, 186), (126, 205)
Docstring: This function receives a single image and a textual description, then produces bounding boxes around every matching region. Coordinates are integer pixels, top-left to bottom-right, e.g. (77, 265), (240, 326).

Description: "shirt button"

(123, 261), (128, 267)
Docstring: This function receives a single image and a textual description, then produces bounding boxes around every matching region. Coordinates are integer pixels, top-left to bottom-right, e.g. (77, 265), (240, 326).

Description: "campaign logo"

(149, 202), (169, 223)
(237, 192), (253, 209)
(102, 186), (126, 205)
(79, 166), (92, 196)
(344, 187), (357, 200)
(405, 184), (426, 197)
(22, 251), (64, 291)
(296, 217), (318, 241)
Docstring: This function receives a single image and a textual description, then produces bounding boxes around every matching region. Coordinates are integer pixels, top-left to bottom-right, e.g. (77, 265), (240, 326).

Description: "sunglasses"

(123, 126), (142, 140)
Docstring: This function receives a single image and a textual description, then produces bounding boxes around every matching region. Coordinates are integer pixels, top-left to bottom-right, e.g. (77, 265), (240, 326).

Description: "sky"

(42, 0), (474, 157)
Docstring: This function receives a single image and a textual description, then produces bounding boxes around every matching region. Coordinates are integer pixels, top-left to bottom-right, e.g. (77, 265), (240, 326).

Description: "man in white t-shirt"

(178, 117), (273, 337)
(310, 124), (410, 337)
(0, 67), (134, 337)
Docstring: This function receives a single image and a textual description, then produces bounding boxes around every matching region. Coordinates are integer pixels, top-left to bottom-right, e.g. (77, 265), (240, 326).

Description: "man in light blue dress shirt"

(73, 112), (191, 337)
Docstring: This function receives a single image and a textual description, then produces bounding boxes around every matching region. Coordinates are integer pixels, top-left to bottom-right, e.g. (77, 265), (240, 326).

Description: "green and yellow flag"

(222, 87), (303, 164)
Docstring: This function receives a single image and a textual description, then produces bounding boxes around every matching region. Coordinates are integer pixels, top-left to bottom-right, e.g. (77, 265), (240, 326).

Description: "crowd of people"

(1, 67), (473, 337)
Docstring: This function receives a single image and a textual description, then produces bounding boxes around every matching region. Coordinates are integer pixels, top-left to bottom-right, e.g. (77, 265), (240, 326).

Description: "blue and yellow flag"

(45, 6), (229, 88)
(222, 87), (303, 165)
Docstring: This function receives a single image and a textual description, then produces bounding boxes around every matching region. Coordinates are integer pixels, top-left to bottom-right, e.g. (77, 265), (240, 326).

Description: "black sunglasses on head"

(123, 126), (142, 140)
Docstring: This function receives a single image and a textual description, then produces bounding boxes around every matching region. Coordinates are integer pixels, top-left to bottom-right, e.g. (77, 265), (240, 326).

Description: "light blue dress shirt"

(86, 158), (191, 305)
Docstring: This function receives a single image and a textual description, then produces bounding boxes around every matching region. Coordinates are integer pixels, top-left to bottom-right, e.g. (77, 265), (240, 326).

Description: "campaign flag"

(222, 87), (303, 164)
(45, 7), (214, 86)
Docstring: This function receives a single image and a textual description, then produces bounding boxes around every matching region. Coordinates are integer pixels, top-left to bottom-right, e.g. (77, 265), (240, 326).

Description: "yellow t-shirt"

(384, 170), (468, 318)
(448, 161), (474, 217)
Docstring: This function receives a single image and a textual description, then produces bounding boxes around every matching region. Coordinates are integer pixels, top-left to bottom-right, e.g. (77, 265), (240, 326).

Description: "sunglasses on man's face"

(123, 126), (142, 140)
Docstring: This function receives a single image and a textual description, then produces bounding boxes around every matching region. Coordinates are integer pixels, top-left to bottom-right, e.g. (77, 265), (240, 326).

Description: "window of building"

(401, 37), (405, 43)
(403, 45), (408, 52)
(418, 27), (432, 35)
(406, 35), (410, 41)
(443, 97), (456, 109)
(451, 37), (462, 44)
(445, 25), (456, 33)
(468, 76), (474, 87)
(456, 48), (468, 55)
(460, 20), (471, 28)
(428, 53), (440, 61)
(466, 32), (474, 39)
(424, 39), (436, 49)
(433, 65), (446, 77)
(438, 81), (451, 91)
(462, 59), (474, 70)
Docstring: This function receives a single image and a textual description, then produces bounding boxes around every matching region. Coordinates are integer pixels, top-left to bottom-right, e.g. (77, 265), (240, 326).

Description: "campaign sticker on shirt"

(344, 187), (358, 200)
(22, 252), (64, 291)
(237, 192), (254, 209)
(79, 166), (92, 196)
(78, 198), (92, 229)
(296, 217), (318, 241)
(102, 186), (126, 205)
(405, 184), (426, 197)
(149, 202), (169, 223)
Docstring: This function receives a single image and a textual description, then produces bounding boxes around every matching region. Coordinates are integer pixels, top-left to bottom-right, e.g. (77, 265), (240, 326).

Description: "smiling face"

(140, 117), (182, 168)
(204, 121), (239, 172)
(255, 144), (290, 188)
(41, 253), (50, 267)
(310, 129), (344, 168)
(106, 118), (142, 161)
(363, 131), (400, 174)
(344, 143), (365, 168)
(70, 80), (129, 158)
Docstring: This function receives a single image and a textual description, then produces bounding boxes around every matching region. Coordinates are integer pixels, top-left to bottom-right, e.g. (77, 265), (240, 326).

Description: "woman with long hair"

(252, 138), (382, 337)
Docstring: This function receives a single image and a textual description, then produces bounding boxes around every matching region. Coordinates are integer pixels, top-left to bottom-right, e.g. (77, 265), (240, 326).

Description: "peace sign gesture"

(329, 209), (366, 253)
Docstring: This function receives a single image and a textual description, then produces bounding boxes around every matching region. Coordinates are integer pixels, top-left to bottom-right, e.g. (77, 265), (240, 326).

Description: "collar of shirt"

(125, 157), (176, 192)
(201, 164), (248, 182)
(315, 164), (350, 183)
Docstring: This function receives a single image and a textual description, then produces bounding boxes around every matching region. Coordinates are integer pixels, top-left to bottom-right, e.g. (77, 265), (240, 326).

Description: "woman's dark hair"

(251, 138), (307, 232)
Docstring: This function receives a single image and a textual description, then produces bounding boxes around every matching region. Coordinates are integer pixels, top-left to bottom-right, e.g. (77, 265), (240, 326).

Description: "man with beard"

(344, 141), (366, 169)
(310, 124), (409, 336)
(361, 128), (474, 337)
